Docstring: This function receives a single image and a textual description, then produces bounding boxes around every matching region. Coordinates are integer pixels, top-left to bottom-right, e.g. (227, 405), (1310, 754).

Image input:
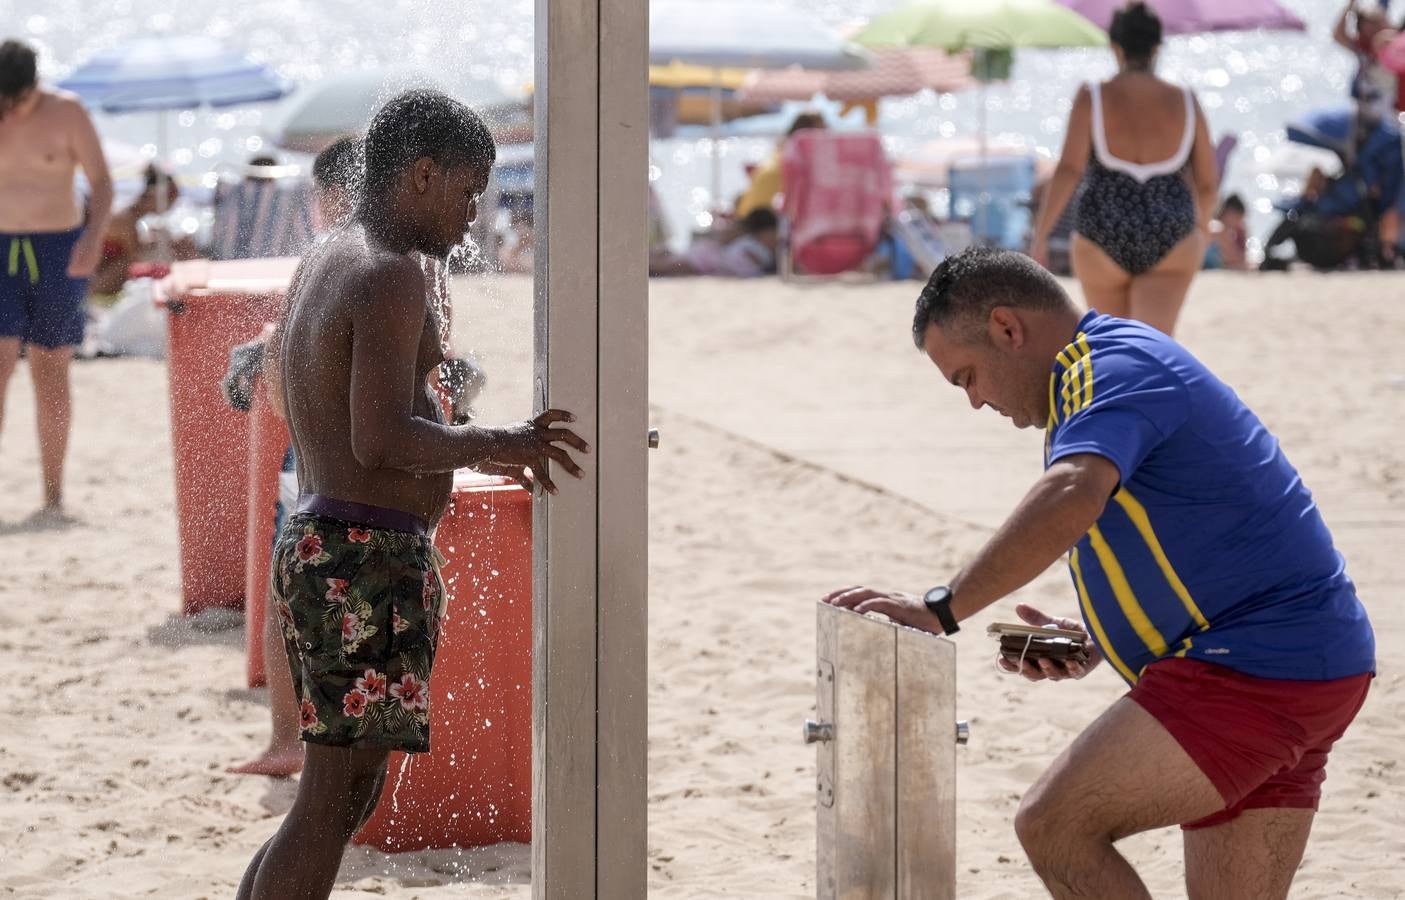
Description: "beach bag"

(92, 279), (167, 359)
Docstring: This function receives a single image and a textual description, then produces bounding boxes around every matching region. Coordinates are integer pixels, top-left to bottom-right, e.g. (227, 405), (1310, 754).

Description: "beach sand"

(0, 271), (1400, 897)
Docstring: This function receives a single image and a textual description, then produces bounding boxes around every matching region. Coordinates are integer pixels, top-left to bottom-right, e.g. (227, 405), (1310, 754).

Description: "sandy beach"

(0, 271), (1401, 898)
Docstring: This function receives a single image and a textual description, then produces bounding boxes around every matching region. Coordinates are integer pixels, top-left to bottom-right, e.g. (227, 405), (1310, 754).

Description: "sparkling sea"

(0, 0), (1367, 253)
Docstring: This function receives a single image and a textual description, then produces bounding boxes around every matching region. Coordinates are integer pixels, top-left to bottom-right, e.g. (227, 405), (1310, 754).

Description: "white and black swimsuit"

(1075, 82), (1198, 275)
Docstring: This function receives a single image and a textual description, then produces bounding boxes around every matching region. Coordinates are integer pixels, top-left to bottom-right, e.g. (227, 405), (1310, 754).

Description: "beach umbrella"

(853, 2), (1106, 154)
(57, 35), (291, 113)
(651, 0), (869, 211)
(265, 67), (523, 155)
(58, 35), (293, 258)
(1056, 0), (1304, 34)
(855, 0), (1105, 241)
(650, 1), (870, 71)
(648, 63), (773, 136)
(738, 48), (976, 122)
(855, 0), (1107, 51)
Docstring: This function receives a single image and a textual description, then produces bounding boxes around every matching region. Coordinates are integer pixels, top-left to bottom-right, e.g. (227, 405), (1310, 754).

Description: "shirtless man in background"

(0, 39), (112, 520)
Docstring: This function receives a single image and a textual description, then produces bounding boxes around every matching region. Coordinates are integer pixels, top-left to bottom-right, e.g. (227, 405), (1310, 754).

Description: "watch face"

(924, 586), (952, 605)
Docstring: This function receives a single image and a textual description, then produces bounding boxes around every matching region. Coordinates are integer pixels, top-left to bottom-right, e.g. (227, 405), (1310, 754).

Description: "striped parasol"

(738, 47), (975, 106)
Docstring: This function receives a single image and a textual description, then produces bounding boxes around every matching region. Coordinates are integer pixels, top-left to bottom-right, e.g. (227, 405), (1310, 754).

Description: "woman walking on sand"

(1030, 2), (1218, 336)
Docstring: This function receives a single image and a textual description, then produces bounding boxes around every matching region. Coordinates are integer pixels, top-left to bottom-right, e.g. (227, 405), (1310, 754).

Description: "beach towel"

(781, 131), (893, 275)
(209, 176), (316, 261)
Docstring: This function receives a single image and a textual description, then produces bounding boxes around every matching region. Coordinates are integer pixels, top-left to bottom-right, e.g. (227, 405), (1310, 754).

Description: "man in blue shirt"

(825, 248), (1374, 899)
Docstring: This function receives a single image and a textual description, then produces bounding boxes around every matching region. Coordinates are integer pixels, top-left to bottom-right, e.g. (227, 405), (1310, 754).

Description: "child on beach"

(1203, 193), (1248, 270)
(235, 90), (587, 900)
(649, 207), (780, 277)
(225, 136), (365, 778)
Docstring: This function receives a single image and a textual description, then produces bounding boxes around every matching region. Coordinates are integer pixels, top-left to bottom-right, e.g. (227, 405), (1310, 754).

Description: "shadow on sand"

(146, 608), (247, 649)
(0, 508), (81, 536)
(335, 840), (531, 891)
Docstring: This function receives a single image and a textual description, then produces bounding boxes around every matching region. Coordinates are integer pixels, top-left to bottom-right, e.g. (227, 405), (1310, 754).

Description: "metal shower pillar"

(532, 1), (648, 897)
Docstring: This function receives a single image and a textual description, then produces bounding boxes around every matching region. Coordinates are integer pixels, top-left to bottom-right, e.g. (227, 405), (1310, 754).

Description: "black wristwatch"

(922, 585), (960, 635)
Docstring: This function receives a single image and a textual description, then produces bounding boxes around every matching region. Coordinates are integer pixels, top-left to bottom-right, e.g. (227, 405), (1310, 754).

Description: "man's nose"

(966, 386), (982, 410)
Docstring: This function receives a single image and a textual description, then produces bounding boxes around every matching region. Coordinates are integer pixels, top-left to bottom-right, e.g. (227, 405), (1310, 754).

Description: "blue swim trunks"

(0, 229), (89, 349)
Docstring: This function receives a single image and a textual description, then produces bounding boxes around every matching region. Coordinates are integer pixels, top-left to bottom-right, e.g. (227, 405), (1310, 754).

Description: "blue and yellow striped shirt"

(1045, 312), (1374, 685)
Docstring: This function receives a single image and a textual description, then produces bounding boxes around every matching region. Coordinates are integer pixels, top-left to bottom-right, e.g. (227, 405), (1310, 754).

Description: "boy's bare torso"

(279, 225), (453, 524)
(0, 90), (84, 232)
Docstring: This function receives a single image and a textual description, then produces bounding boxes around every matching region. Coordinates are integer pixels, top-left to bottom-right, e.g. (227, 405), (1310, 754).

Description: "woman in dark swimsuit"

(1030, 2), (1218, 336)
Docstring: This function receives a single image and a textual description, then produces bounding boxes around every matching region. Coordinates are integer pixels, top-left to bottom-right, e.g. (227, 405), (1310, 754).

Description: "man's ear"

(988, 306), (1025, 350)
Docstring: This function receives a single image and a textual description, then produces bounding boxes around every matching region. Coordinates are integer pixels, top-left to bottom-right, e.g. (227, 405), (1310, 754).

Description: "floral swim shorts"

(271, 512), (446, 753)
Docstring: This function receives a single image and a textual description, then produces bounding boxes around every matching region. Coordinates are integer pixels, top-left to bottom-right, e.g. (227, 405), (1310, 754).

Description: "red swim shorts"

(1127, 657), (1372, 830)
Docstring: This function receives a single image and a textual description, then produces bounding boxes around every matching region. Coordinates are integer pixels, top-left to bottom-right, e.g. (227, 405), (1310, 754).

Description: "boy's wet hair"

(0, 40), (38, 100)
(362, 89), (496, 198)
(313, 136), (363, 192)
(912, 247), (1069, 348)
(1109, 2), (1162, 64)
(739, 207), (779, 234)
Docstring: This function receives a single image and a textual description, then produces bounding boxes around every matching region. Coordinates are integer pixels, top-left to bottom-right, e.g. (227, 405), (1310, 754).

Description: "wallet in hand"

(987, 622), (1091, 667)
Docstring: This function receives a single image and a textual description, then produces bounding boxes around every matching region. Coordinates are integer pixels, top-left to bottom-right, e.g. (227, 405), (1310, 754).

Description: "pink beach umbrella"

(1057, 0), (1304, 34)
(738, 47), (977, 111)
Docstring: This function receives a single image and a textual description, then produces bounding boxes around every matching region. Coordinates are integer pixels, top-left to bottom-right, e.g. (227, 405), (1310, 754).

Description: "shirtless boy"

(236, 89), (587, 899)
(0, 40), (112, 518)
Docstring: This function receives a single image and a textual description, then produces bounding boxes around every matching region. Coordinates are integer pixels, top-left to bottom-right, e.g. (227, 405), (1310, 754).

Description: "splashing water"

(389, 753), (414, 813)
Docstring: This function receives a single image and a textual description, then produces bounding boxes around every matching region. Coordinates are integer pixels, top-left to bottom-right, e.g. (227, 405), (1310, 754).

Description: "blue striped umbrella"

(57, 35), (291, 113)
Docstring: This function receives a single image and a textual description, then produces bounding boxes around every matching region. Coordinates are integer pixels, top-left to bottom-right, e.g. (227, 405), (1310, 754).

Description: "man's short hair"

(362, 89), (496, 198)
(911, 248), (1070, 348)
(0, 40), (38, 100)
(312, 136), (363, 192)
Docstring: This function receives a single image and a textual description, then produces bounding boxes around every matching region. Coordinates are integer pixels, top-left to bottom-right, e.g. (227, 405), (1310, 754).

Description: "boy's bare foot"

(227, 746), (304, 777)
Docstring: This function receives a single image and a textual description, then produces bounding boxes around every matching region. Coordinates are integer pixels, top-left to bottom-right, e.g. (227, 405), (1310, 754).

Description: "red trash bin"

(243, 378), (291, 688)
(355, 473), (533, 852)
(154, 258), (299, 615)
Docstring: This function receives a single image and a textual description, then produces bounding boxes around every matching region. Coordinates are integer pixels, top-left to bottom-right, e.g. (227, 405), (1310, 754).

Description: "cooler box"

(355, 473), (533, 851)
(154, 257), (300, 615)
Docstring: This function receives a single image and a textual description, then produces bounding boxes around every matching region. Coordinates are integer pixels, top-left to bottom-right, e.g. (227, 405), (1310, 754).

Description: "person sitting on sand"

(1202, 193), (1248, 270)
(0, 39), (113, 521)
(649, 207), (780, 277)
(88, 164), (182, 303)
(825, 248), (1374, 899)
(235, 89), (587, 900)
(734, 112), (825, 219)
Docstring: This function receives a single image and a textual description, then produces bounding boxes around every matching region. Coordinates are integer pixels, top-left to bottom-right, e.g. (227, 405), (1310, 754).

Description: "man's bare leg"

(228, 597), (305, 776)
(0, 338), (20, 441)
(27, 344), (73, 511)
(1014, 697), (1226, 899)
(1184, 808), (1314, 900)
(237, 744), (388, 900)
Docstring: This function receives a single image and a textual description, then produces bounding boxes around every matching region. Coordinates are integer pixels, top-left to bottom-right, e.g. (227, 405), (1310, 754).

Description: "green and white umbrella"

(855, 0), (1107, 52)
(856, 0), (1106, 243)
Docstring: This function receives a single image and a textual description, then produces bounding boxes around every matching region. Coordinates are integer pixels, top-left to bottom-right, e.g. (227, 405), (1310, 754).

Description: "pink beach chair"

(779, 130), (894, 277)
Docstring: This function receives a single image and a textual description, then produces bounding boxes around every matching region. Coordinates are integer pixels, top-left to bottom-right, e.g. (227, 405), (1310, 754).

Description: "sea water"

(3, 0), (1363, 252)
